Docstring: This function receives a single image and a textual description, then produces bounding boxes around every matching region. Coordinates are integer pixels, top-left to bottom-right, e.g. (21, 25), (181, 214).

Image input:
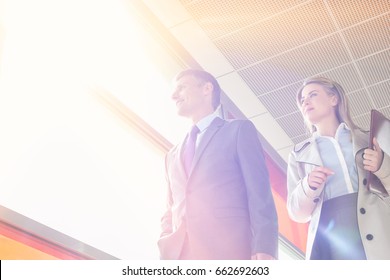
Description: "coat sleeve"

(287, 151), (320, 223)
(159, 154), (173, 238)
(374, 151), (390, 195)
(236, 120), (278, 258)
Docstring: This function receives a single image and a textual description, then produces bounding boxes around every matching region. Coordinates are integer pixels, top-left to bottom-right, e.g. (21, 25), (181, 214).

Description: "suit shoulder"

(223, 119), (259, 141)
(225, 118), (254, 128)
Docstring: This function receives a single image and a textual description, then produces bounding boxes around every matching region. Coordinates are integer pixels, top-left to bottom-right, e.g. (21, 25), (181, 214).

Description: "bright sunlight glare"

(0, 0), (187, 259)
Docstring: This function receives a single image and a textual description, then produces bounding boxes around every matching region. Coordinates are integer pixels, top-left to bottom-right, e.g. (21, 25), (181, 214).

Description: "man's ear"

(203, 82), (214, 96)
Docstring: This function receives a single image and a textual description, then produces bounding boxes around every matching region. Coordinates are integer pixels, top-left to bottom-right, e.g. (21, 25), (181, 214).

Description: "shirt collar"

(335, 122), (350, 140)
(314, 122), (350, 140)
(194, 111), (219, 133)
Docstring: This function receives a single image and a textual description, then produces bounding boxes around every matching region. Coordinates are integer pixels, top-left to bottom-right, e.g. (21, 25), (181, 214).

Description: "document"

(367, 109), (390, 195)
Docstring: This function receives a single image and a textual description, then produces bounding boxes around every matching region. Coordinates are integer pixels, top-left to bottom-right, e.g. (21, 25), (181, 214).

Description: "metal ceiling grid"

(180, 0), (308, 40)
(326, 0), (390, 28)
(213, 0), (337, 69)
(343, 14), (390, 59)
(357, 50), (390, 86)
(176, 0), (389, 144)
(369, 80), (390, 109)
(238, 34), (352, 94)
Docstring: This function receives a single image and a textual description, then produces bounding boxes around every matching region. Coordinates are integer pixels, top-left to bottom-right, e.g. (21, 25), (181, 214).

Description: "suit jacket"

(158, 117), (278, 260)
(287, 128), (390, 259)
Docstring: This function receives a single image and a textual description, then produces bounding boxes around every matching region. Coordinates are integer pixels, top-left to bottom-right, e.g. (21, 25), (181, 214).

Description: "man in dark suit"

(158, 69), (278, 260)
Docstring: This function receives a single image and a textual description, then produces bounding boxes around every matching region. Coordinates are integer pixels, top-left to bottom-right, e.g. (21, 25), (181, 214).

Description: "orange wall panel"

(0, 235), (58, 260)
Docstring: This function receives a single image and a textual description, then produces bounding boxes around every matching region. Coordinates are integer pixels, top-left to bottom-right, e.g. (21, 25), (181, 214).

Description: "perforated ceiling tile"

(327, 0), (390, 29)
(276, 111), (307, 139)
(291, 132), (311, 145)
(258, 82), (302, 118)
(314, 63), (363, 93)
(347, 89), (375, 117)
(357, 50), (390, 86)
(180, 0), (307, 40)
(352, 112), (371, 130)
(351, 107), (390, 132)
(342, 14), (390, 60)
(238, 34), (350, 94)
(380, 106), (390, 119)
(368, 80), (390, 109)
(214, 0), (336, 69)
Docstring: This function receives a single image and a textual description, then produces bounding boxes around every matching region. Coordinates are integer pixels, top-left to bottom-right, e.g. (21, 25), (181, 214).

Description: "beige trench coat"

(287, 129), (390, 259)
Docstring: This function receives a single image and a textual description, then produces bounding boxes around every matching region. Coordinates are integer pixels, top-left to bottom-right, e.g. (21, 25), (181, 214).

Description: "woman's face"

(299, 83), (338, 125)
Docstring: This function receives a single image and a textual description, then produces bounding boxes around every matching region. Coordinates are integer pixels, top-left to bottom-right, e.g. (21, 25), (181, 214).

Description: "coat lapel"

(352, 128), (368, 155)
(173, 133), (189, 180)
(352, 129), (368, 171)
(295, 137), (323, 167)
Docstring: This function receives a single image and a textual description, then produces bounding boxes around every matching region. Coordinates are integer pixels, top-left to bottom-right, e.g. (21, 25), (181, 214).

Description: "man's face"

(171, 75), (207, 118)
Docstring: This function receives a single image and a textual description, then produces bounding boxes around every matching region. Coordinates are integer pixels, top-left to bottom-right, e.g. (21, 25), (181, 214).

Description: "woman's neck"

(315, 117), (340, 137)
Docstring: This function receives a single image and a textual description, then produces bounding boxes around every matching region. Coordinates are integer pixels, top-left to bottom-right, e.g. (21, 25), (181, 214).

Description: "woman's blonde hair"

(296, 76), (360, 133)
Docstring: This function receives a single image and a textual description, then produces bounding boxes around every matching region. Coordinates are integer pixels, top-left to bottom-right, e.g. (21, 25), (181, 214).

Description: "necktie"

(183, 125), (200, 175)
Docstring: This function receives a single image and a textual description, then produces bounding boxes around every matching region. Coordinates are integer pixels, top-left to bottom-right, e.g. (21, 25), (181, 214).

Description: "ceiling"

(142, 0), (390, 162)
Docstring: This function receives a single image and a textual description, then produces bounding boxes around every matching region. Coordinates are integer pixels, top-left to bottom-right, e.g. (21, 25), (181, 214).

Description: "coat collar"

(293, 128), (368, 167)
(293, 136), (323, 166)
(351, 128), (369, 155)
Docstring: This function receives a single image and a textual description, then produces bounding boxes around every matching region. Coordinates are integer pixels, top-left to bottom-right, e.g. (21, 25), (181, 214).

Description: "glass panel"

(0, 0), (189, 259)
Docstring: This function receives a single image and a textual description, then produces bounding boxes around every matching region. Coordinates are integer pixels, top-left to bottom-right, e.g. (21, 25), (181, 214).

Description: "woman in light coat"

(287, 77), (390, 259)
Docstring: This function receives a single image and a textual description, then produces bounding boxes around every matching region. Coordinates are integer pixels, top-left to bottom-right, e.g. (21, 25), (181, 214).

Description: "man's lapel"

(188, 117), (225, 177)
(176, 134), (189, 179)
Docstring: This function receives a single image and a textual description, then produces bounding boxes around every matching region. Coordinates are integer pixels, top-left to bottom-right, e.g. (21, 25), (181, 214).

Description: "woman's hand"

(307, 166), (334, 191)
(363, 137), (384, 172)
